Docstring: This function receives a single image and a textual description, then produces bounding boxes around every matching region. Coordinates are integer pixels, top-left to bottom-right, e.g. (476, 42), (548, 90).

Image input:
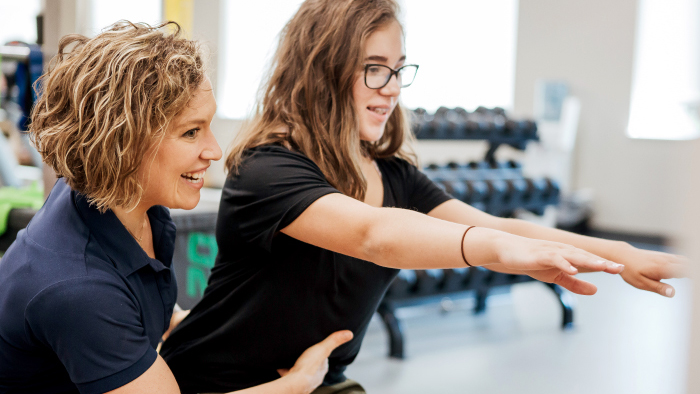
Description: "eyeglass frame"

(363, 63), (419, 90)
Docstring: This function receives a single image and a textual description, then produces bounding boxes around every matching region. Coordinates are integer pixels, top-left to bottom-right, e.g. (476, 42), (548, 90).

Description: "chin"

(360, 127), (386, 142)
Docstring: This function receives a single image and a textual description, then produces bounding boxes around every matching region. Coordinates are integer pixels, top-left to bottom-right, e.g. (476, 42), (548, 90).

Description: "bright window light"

(90, 0), (162, 35)
(400, 0), (518, 112)
(218, 0), (303, 119)
(218, 0), (518, 119)
(627, 0), (700, 140)
(0, 0), (41, 45)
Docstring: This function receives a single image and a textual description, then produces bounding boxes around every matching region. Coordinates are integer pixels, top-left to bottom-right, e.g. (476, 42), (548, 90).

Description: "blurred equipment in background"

(377, 109), (569, 358)
(0, 43), (44, 187)
(0, 44), (45, 256)
(413, 106), (539, 163)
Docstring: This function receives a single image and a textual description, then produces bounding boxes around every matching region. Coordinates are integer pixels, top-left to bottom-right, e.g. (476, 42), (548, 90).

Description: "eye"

(182, 128), (200, 139)
(367, 65), (383, 75)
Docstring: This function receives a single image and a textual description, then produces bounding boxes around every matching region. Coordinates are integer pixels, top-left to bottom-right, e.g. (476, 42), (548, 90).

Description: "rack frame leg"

(377, 302), (405, 359)
(544, 283), (575, 329)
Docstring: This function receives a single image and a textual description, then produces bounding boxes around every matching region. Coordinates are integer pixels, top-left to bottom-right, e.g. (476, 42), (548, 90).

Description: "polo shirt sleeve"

(24, 276), (157, 394)
(220, 147), (341, 252)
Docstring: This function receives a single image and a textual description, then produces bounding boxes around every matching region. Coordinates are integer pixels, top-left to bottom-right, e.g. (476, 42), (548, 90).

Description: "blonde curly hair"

(30, 21), (205, 212)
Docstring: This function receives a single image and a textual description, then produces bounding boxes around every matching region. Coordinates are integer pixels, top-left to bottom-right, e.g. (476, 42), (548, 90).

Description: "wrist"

(281, 372), (314, 394)
(607, 240), (636, 263)
(463, 227), (505, 266)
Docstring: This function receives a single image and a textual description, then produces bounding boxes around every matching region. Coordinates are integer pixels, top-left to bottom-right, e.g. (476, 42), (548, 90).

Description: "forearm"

(366, 207), (506, 270)
(497, 218), (633, 267)
(232, 375), (309, 394)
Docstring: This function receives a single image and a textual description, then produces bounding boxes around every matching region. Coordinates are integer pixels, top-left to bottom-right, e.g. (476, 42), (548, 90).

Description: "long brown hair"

(30, 21), (205, 212)
(225, 0), (415, 201)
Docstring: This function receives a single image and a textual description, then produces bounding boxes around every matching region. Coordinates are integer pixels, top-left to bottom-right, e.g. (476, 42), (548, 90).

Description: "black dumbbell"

(414, 269), (445, 295)
(485, 179), (508, 216)
(543, 178), (560, 205)
(385, 269), (417, 299)
(524, 177), (549, 215)
(462, 266), (488, 290)
(443, 180), (468, 202)
(465, 180), (489, 210)
(442, 267), (470, 292)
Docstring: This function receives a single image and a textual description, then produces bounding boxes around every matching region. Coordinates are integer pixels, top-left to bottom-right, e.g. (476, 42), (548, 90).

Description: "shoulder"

(24, 275), (141, 340)
(227, 145), (331, 192)
(238, 145), (324, 175)
(376, 156), (420, 180)
(23, 178), (90, 256)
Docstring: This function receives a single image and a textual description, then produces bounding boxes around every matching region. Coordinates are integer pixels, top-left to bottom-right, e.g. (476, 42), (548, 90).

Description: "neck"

(111, 204), (151, 241)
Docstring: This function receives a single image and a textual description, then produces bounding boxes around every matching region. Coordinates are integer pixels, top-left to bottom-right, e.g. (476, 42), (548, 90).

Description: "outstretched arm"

(109, 331), (353, 394)
(280, 193), (623, 295)
(428, 199), (688, 297)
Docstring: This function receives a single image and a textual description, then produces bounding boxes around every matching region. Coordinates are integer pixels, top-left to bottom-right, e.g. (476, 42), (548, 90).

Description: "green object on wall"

(0, 182), (44, 236)
(186, 266), (208, 298)
(187, 232), (217, 268)
(185, 232), (218, 298)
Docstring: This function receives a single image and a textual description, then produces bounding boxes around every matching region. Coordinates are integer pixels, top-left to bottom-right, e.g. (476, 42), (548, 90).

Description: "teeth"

(181, 170), (205, 183)
(369, 107), (388, 115)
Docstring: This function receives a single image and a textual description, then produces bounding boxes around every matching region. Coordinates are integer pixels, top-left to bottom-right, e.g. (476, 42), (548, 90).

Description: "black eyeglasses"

(364, 64), (419, 89)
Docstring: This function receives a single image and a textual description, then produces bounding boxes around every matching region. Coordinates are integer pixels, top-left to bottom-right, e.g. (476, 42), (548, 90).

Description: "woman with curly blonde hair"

(0, 21), (350, 394)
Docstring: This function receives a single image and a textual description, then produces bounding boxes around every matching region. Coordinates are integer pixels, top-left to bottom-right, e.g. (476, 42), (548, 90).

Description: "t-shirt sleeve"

(391, 158), (453, 214)
(219, 147), (341, 252)
(25, 277), (157, 394)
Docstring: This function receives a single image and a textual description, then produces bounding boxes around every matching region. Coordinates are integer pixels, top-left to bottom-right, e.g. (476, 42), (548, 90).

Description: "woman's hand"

(475, 230), (625, 295)
(611, 245), (688, 297)
(277, 330), (354, 394)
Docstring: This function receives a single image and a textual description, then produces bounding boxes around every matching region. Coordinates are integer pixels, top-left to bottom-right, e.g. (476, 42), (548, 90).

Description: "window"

(400, 0), (519, 112)
(218, 0), (303, 119)
(627, 0), (700, 140)
(89, 0), (162, 36)
(0, 0), (41, 45)
(218, 0), (519, 119)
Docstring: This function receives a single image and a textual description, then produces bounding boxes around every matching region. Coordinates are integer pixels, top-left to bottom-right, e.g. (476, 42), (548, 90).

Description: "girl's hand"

(614, 247), (688, 297)
(489, 231), (625, 275)
(476, 231), (625, 295)
(277, 330), (353, 394)
(516, 267), (600, 295)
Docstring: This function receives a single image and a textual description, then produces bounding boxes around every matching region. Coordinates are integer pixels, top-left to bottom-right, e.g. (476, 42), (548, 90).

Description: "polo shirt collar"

(73, 191), (176, 276)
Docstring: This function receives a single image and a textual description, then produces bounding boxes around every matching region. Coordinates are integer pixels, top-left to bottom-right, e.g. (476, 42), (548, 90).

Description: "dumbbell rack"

(412, 106), (539, 163)
(376, 107), (572, 359)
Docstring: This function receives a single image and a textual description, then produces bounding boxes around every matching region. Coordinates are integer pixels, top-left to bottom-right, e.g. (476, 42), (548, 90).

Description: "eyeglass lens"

(365, 64), (418, 89)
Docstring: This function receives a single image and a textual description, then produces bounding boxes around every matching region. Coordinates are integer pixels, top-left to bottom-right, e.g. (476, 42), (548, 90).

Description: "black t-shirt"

(160, 145), (451, 393)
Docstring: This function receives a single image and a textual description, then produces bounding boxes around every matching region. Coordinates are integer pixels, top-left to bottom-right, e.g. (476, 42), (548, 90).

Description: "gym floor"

(346, 247), (691, 394)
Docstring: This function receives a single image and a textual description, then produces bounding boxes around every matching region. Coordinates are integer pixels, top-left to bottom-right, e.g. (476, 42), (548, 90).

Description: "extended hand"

(481, 231), (625, 295)
(614, 247), (688, 297)
(277, 330), (353, 394)
(491, 232), (624, 274)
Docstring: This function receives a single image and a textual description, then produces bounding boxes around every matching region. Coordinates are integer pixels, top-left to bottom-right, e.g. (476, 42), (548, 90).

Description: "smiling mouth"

(181, 170), (205, 183)
(368, 106), (389, 115)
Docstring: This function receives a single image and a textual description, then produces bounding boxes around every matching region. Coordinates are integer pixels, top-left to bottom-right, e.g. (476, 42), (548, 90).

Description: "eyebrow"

(177, 119), (209, 128)
(364, 55), (406, 64)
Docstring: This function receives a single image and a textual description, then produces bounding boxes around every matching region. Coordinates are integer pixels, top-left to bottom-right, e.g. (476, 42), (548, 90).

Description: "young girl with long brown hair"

(160, 1), (686, 392)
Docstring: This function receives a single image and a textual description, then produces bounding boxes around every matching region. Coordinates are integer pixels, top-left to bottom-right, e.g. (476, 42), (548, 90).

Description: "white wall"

(513, 0), (695, 238)
(680, 139), (700, 394)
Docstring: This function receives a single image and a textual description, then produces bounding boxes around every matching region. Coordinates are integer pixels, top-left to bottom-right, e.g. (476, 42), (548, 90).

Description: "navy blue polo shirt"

(0, 179), (178, 394)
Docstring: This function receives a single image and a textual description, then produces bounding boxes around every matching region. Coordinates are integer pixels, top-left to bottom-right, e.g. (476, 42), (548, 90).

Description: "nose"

(201, 128), (223, 161)
(379, 73), (401, 97)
